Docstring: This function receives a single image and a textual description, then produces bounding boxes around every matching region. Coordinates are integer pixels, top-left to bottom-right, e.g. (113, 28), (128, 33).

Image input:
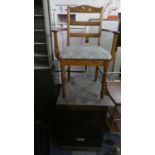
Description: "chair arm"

(101, 29), (120, 61)
(51, 28), (67, 59)
(102, 29), (120, 35)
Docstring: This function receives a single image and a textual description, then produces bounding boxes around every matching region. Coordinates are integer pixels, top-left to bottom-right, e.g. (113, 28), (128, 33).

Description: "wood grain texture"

(60, 59), (107, 66)
(70, 21), (100, 26)
(70, 33), (100, 38)
(100, 61), (110, 99)
(98, 9), (103, 46)
(94, 66), (99, 82)
(69, 5), (103, 13)
(67, 5), (103, 45)
(53, 31), (59, 59)
(111, 34), (119, 61)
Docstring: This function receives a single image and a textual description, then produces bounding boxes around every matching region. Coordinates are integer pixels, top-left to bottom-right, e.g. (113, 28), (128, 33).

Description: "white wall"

(49, 0), (120, 18)
(50, 0), (108, 9)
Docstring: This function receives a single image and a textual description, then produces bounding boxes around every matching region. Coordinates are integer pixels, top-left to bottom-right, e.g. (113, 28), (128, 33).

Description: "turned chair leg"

(68, 66), (71, 81)
(85, 66), (87, 73)
(60, 64), (66, 98)
(94, 66), (99, 82)
(105, 83), (108, 96)
(100, 62), (109, 99)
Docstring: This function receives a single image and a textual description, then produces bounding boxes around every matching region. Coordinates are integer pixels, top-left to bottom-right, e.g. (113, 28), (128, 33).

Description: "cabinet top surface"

(57, 76), (114, 110)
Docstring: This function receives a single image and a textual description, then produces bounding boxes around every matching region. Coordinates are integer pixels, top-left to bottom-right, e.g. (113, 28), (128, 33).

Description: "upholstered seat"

(60, 45), (112, 60)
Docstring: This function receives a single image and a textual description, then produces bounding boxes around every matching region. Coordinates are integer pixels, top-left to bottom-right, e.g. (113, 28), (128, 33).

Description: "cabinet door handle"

(75, 137), (85, 142)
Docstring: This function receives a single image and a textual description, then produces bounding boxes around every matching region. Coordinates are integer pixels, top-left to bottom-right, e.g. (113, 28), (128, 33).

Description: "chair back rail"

(70, 33), (100, 38)
(67, 5), (103, 46)
(70, 21), (100, 26)
(69, 5), (102, 13)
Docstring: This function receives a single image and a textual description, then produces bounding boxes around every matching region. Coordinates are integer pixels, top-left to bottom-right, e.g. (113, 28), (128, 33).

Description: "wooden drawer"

(57, 130), (102, 149)
(55, 109), (107, 149)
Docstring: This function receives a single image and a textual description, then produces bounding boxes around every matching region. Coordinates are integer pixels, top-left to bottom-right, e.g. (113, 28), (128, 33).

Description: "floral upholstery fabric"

(60, 45), (111, 60)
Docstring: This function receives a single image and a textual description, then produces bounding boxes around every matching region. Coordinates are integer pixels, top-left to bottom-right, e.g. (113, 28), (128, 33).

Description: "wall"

(50, 0), (109, 8)
(49, 0), (120, 19)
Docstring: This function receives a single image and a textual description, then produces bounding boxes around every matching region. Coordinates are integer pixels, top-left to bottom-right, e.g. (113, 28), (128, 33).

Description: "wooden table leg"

(68, 66), (70, 81)
(100, 61), (109, 99)
(94, 66), (99, 82)
(60, 64), (66, 98)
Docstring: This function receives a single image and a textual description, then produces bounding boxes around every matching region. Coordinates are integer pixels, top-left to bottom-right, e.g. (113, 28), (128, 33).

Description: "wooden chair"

(105, 72), (121, 153)
(106, 72), (121, 133)
(52, 5), (119, 98)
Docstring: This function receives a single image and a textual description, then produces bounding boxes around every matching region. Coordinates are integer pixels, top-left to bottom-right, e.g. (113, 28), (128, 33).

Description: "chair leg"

(110, 105), (117, 131)
(60, 64), (66, 98)
(94, 66), (99, 82)
(100, 62), (109, 99)
(68, 66), (70, 81)
(105, 84), (108, 96)
(85, 66), (87, 73)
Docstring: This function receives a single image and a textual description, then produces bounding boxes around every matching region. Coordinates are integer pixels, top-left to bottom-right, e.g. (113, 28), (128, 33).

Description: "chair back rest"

(67, 5), (103, 46)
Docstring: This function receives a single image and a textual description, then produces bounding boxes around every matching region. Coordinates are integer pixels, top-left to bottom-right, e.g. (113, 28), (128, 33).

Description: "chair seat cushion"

(60, 45), (111, 60)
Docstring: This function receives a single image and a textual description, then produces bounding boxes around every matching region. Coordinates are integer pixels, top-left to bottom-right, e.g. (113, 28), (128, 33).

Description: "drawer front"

(57, 130), (102, 148)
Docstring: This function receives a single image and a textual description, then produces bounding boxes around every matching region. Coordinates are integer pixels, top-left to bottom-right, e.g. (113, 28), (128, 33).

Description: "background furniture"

(34, 0), (56, 155)
(106, 72), (121, 133)
(34, 69), (58, 155)
(34, 0), (53, 69)
(34, 120), (50, 155)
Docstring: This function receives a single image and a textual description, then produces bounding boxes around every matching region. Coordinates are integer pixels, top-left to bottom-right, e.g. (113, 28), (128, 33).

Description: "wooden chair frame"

(52, 5), (119, 99)
(106, 72), (121, 104)
(105, 72), (121, 134)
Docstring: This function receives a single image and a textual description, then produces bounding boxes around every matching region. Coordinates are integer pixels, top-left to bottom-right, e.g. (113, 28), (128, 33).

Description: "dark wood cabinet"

(55, 106), (107, 149)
